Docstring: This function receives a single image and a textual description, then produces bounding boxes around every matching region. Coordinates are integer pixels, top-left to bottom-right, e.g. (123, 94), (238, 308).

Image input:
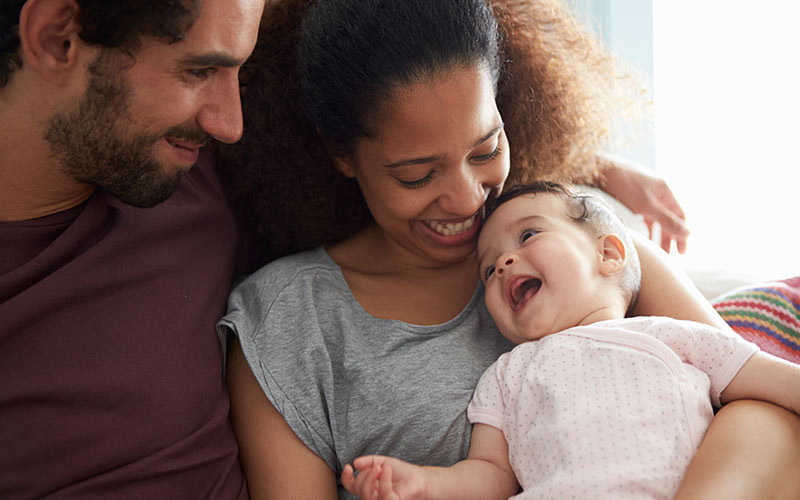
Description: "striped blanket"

(712, 276), (800, 363)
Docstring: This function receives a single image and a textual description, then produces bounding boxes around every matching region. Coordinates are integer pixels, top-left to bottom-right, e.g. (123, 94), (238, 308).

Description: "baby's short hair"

(485, 181), (642, 311)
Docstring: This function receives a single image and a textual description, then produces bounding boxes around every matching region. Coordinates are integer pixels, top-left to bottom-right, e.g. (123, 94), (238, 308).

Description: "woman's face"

(335, 65), (509, 266)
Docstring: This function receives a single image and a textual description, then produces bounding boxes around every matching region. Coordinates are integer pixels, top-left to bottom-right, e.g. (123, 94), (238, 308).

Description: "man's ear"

(599, 233), (627, 276)
(19, 0), (82, 85)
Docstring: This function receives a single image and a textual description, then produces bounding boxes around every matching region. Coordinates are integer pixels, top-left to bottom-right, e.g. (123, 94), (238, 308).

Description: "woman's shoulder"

(242, 246), (338, 284)
(227, 247), (346, 311)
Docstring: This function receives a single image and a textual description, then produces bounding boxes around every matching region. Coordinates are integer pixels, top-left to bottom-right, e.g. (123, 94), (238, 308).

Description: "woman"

(218, 0), (800, 498)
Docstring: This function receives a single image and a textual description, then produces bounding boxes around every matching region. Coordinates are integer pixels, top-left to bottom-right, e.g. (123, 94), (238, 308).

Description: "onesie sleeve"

(218, 259), (339, 470)
(647, 318), (760, 407)
(467, 354), (509, 431)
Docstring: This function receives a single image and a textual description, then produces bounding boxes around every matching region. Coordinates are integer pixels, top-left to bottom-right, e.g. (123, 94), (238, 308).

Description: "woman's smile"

(417, 211), (482, 248)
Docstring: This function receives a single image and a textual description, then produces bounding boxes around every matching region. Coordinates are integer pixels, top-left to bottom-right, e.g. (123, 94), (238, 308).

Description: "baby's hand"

(341, 456), (427, 500)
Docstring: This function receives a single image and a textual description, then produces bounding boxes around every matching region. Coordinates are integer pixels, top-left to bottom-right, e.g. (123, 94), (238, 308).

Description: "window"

(577, 1), (799, 281)
(654, 2), (800, 280)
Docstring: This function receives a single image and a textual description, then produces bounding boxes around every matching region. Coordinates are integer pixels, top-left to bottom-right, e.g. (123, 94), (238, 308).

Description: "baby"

(342, 181), (800, 499)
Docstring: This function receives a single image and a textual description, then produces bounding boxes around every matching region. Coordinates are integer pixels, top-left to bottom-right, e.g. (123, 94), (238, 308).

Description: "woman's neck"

(326, 223), (482, 325)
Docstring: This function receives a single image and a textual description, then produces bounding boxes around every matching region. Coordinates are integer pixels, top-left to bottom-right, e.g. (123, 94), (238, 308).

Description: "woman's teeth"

(425, 214), (476, 236)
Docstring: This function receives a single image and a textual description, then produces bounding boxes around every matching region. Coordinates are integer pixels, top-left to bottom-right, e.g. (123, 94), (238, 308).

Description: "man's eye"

(188, 68), (215, 80)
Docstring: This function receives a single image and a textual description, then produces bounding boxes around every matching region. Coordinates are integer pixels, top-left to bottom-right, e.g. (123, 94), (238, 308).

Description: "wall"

(571, 0), (655, 169)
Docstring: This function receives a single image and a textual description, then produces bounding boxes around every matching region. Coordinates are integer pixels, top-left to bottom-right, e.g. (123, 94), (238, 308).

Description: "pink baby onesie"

(467, 316), (758, 499)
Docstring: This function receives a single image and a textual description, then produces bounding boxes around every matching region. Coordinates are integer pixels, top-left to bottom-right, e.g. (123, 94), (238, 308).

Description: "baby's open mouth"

(510, 277), (542, 311)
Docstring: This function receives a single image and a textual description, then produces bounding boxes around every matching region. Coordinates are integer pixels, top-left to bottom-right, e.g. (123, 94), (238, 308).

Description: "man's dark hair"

(1, 0), (197, 88)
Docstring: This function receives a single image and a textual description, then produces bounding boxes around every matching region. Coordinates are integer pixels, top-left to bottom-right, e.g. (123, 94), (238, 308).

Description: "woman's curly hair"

(216, 0), (646, 260)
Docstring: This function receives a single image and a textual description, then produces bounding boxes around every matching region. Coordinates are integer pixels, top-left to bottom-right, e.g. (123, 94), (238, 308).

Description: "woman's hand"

(595, 154), (689, 254)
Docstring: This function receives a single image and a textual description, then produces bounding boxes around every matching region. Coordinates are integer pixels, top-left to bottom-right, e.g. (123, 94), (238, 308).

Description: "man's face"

(45, 0), (264, 207)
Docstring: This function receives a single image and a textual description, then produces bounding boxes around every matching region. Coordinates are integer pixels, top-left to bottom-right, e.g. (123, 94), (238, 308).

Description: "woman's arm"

(595, 154), (689, 254)
(675, 400), (800, 500)
(631, 236), (800, 498)
(629, 232), (728, 330)
(226, 339), (338, 500)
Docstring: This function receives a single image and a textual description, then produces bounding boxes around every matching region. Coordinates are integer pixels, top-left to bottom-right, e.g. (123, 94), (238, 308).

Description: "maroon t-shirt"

(0, 151), (257, 499)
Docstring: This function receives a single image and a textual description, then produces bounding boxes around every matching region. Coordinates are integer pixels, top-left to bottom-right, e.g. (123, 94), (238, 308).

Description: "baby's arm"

(721, 352), (800, 414)
(341, 424), (519, 500)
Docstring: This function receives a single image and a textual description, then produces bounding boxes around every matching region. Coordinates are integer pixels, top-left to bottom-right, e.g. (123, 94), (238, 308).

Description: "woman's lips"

(419, 211), (482, 247)
(423, 212), (479, 236)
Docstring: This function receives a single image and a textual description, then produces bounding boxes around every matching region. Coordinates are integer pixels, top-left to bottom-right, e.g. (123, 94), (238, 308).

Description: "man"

(0, 0), (264, 497)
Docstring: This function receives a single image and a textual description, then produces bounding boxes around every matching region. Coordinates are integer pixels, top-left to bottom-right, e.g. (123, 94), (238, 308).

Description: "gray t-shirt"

(219, 247), (512, 498)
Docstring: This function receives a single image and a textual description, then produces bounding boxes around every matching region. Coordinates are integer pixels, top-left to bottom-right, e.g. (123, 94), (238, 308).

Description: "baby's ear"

(599, 234), (626, 276)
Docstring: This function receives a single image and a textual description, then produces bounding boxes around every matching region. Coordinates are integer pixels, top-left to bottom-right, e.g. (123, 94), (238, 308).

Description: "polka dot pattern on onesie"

(467, 316), (758, 499)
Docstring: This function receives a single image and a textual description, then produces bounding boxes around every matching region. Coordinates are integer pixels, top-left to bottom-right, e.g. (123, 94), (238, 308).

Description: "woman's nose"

(439, 167), (487, 215)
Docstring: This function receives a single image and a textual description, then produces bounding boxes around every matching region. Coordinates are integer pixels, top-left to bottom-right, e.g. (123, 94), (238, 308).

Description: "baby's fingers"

(342, 464), (357, 492)
(342, 463), (380, 499)
(361, 464), (385, 500)
(377, 464), (401, 500)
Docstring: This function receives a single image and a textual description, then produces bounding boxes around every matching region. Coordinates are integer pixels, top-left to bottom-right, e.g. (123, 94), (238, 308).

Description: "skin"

(0, 0), (265, 220)
(331, 66), (509, 271)
(326, 65), (509, 325)
(478, 193), (629, 344)
(342, 194), (800, 500)
(229, 64), (798, 500)
(230, 65), (510, 499)
(595, 153), (689, 253)
(5, 1), (798, 497)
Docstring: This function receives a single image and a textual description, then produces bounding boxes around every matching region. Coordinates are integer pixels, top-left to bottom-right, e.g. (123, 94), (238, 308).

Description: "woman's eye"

(398, 172), (434, 189)
(520, 229), (539, 243)
(483, 264), (495, 281)
(473, 145), (502, 163)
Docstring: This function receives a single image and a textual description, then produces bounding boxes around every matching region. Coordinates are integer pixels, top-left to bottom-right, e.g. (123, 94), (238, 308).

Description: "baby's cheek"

(484, 287), (501, 313)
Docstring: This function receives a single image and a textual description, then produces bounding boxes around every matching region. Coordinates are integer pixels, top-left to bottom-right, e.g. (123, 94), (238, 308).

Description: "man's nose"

(197, 74), (244, 144)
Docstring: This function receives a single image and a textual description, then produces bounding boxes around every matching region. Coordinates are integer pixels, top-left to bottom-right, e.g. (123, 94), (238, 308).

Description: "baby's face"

(477, 193), (606, 343)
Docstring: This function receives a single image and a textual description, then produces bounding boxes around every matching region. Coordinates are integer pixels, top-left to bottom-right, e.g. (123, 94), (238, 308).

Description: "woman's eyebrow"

(473, 123), (504, 147)
(385, 123), (505, 169)
(385, 155), (440, 169)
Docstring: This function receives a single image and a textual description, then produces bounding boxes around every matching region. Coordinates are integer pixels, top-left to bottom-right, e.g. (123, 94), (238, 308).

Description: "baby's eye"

(483, 264), (495, 281)
(520, 229), (539, 243)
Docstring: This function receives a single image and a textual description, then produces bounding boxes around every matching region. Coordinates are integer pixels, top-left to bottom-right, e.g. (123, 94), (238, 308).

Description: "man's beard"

(44, 51), (209, 208)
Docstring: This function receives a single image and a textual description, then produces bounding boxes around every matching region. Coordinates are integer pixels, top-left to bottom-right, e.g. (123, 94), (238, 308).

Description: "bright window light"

(654, 2), (800, 282)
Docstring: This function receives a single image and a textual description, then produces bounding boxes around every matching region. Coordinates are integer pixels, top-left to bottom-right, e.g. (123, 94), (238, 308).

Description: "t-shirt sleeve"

(218, 261), (339, 470)
(467, 356), (508, 431)
(647, 318), (760, 406)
